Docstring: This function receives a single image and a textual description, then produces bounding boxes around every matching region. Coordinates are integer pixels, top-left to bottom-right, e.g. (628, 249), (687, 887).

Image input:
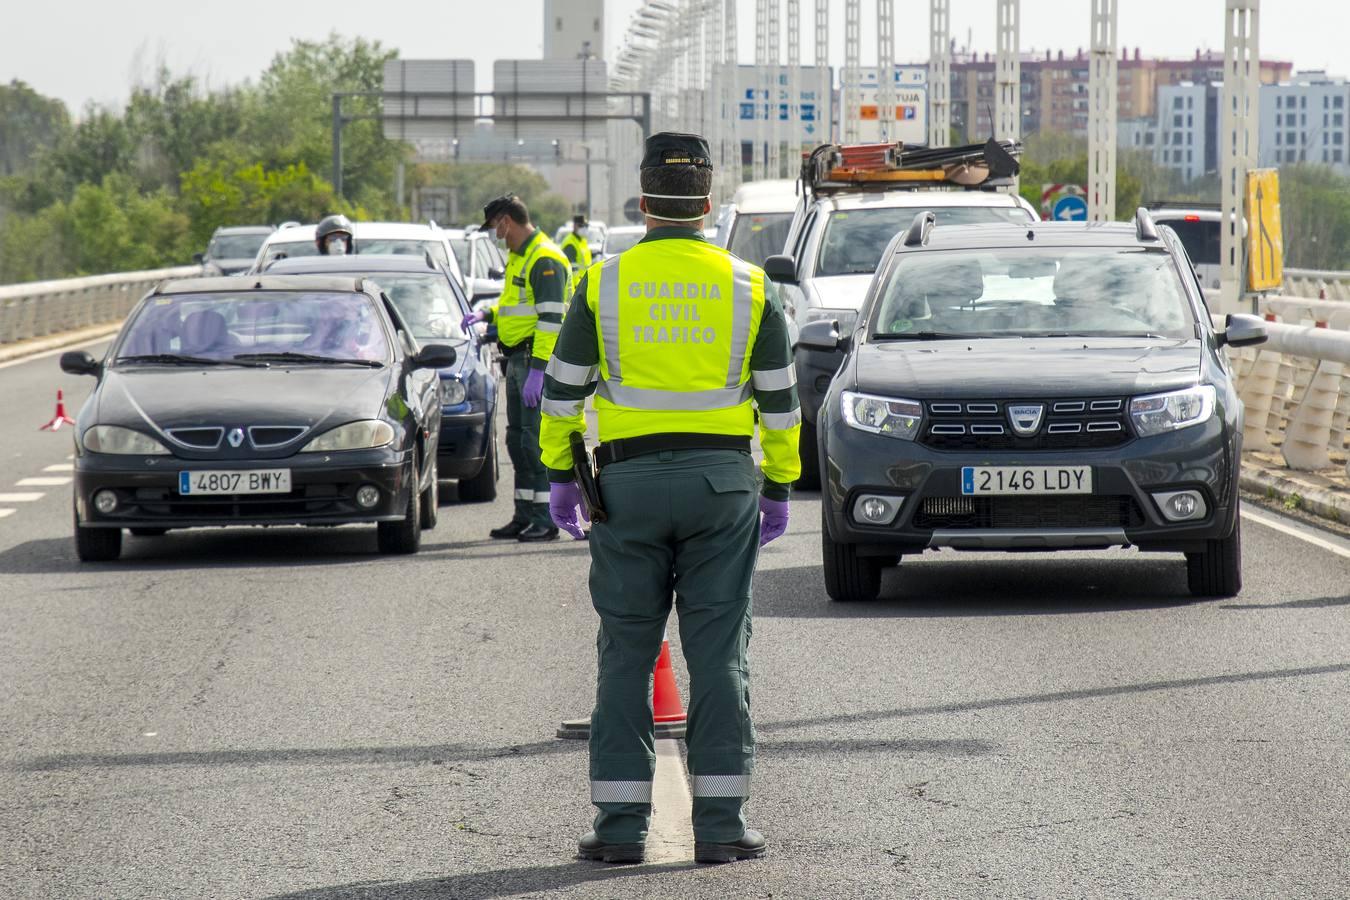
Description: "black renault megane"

(60, 275), (455, 561)
(798, 210), (1268, 602)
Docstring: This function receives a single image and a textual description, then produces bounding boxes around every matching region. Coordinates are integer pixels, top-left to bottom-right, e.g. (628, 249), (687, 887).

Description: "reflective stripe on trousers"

(591, 780), (653, 804)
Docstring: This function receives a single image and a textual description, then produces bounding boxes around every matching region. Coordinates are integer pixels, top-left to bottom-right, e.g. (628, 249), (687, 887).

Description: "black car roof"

(899, 220), (1161, 252)
(262, 255), (445, 276)
(154, 275), (370, 295)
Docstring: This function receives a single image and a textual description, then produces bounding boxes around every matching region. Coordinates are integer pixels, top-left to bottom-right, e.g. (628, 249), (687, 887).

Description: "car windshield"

(264, 239), (450, 268)
(372, 274), (465, 341)
(116, 291), (390, 363)
(817, 205), (1034, 277)
(448, 237), (472, 274)
(727, 212), (793, 266)
(872, 248), (1195, 340)
(208, 233), (269, 259)
(1155, 217), (1221, 265)
(604, 230), (645, 255)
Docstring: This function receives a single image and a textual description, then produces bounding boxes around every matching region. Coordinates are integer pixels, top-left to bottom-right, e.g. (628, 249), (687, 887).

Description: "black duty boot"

(517, 524), (560, 542)
(489, 520), (529, 539)
(695, 829), (766, 864)
(577, 831), (645, 864)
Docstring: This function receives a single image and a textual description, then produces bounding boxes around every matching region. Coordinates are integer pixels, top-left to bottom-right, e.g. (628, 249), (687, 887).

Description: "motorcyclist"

(316, 214), (355, 256)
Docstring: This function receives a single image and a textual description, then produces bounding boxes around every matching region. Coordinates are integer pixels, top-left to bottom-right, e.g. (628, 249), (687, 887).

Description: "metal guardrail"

(1283, 267), (1350, 302)
(0, 266), (202, 346)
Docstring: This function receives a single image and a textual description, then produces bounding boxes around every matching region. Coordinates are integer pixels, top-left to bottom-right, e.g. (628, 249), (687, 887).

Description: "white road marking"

(646, 738), (694, 863)
(0, 493), (43, 502)
(43, 464), (74, 472)
(0, 333), (114, 370)
(1244, 507), (1350, 561)
(16, 477), (71, 487)
(0, 510), (14, 519)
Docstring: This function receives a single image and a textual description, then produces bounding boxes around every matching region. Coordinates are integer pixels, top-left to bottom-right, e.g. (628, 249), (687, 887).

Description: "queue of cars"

(75, 162), (1262, 602)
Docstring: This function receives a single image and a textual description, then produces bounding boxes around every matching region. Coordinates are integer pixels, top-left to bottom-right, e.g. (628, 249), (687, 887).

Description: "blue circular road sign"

(1053, 194), (1088, 221)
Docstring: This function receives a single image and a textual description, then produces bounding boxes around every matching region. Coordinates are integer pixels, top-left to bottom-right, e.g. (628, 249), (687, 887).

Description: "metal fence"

(0, 266), (201, 346)
(1283, 268), (1350, 302)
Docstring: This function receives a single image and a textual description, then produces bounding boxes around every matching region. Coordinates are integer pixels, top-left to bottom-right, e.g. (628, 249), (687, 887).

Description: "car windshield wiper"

(871, 331), (985, 341)
(1023, 331), (1173, 340)
(232, 351), (384, 368)
(115, 353), (265, 368)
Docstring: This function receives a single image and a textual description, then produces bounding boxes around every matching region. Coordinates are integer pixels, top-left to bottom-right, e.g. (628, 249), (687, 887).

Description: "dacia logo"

(1007, 404), (1044, 436)
(227, 428), (245, 448)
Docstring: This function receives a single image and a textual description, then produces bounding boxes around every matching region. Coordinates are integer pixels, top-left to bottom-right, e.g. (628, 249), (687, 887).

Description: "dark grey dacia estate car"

(804, 209), (1268, 602)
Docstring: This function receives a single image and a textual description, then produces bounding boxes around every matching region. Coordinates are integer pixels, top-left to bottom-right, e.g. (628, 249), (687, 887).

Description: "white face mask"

(326, 234), (349, 255)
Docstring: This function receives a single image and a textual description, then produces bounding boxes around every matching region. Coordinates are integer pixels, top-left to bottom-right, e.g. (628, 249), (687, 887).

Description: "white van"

(714, 179), (800, 266)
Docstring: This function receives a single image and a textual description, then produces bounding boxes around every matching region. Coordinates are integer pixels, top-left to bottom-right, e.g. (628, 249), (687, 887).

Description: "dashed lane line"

(0, 493), (43, 502)
(15, 477), (70, 487)
(647, 738), (695, 863)
(43, 464), (74, 473)
(0, 510), (14, 520)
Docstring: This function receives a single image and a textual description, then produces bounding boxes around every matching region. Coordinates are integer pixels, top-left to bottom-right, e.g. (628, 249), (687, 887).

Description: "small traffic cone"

(557, 630), (688, 740)
(39, 390), (77, 432)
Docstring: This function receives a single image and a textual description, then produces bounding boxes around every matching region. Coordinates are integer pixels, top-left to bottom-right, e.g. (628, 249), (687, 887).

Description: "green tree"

(179, 158), (362, 246)
(409, 162), (572, 232)
(1278, 164), (1350, 270)
(0, 80), (70, 177)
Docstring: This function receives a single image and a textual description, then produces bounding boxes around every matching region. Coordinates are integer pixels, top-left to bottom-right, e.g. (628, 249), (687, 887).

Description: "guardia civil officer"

(315, 214), (354, 255)
(539, 133), (800, 864)
(559, 213), (593, 278)
(461, 195), (572, 541)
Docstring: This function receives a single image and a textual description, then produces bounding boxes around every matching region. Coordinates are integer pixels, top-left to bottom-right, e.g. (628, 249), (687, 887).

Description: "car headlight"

(300, 420), (395, 452)
(840, 391), (922, 440)
(1129, 385), (1216, 436)
(439, 377), (467, 406)
(81, 425), (170, 455)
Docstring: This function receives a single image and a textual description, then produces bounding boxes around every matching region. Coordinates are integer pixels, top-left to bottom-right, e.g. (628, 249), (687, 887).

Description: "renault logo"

(1007, 404), (1045, 436)
(227, 428), (245, 448)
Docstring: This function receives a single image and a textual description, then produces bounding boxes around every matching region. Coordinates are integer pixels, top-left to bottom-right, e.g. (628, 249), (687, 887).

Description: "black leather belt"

(595, 432), (750, 468)
(498, 338), (533, 357)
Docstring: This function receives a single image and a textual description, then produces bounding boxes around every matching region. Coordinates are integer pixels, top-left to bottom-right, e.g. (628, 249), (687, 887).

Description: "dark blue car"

(264, 254), (499, 501)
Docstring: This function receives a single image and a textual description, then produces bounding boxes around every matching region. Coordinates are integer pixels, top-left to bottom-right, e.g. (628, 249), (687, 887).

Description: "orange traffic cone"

(39, 390), (77, 432)
(557, 630), (688, 740)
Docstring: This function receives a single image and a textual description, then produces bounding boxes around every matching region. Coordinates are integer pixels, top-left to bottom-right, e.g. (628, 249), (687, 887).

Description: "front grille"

(921, 398), (1132, 451)
(913, 495), (1145, 530)
(166, 427), (223, 449)
(115, 484), (356, 520)
(248, 426), (308, 448)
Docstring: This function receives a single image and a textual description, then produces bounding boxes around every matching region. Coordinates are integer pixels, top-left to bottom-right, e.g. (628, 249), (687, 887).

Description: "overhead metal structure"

(843, 0), (861, 143)
(754, 0), (769, 181)
(721, 0), (740, 193)
(1221, 0), (1261, 311)
(1088, 0), (1118, 221)
(816, 0), (830, 142)
(768, 0), (782, 179)
(928, 0), (950, 147)
(876, 0), (895, 142)
(788, 0), (802, 176)
(994, 0), (1021, 190)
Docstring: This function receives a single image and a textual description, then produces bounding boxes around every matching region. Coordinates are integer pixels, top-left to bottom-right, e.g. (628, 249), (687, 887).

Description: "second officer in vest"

(462, 194), (571, 541)
(540, 133), (801, 863)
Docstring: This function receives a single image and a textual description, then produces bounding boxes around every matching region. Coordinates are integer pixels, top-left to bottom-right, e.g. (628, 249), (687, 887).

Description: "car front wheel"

(74, 502), (122, 562)
(457, 430), (499, 503)
(796, 420), (821, 490)
(419, 457), (438, 530)
(821, 504), (882, 602)
(377, 454), (423, 555)
(1185, 510), (1242, 597)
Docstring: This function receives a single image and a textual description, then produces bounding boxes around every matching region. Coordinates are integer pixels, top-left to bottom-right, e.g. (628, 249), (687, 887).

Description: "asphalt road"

(1, 343), (1348, 899)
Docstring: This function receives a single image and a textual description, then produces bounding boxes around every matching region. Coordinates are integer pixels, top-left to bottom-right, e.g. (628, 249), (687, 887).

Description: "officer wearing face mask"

(316, 214), (355, 256)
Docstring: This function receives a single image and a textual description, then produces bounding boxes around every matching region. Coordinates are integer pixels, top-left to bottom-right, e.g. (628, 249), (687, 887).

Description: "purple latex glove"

(460, 310), (487, 334)
(759, 496), (789, 546)
(522, 367), (545, 408)
(549, 481), (590, 540)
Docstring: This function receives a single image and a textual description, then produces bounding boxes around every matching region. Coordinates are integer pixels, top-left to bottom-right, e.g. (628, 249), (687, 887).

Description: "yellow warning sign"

(1246, 169), (1284, 292)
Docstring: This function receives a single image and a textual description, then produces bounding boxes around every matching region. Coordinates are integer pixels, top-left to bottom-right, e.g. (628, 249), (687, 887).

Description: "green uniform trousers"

(587, 448), (759, 844)
(503, 352), (550, 528)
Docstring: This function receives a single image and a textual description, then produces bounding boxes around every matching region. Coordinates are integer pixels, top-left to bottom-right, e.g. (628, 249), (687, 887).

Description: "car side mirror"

(487, 267), (505, 281)
(763, 254), (797, 284)
(60, 350), (101, 376)
(470, 279), (502, 302)
(797, 318), (843, 352)
(1218, 313), (1267, 348)
(413, 344), (457, 369)
(193, 252), (205, 264)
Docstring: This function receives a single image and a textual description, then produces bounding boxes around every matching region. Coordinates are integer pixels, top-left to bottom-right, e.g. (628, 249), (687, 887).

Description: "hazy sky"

(3, 1), (1342, 115)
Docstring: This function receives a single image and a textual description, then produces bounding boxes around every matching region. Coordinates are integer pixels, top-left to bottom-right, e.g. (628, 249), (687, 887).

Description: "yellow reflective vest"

(560, 231), (593, 292)
(493, 231), (571, 364)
